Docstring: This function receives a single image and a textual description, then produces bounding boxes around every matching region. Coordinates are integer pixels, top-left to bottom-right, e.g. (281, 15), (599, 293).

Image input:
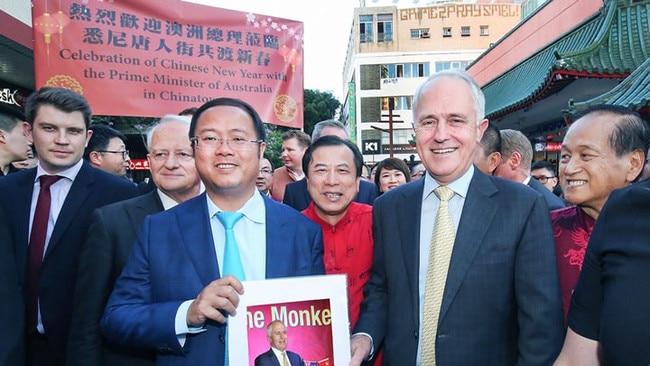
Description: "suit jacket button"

(414, 331), (418, 338)
(219, 335), (225, 343)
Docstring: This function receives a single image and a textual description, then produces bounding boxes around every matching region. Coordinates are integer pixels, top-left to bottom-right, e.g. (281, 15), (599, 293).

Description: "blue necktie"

(216, 211), (245, 280)
(215, 211), (244, 366)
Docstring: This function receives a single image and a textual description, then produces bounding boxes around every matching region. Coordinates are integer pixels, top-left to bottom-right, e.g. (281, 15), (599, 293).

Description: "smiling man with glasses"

(102, 98), (325, 366)
(84, 124), (130, 177)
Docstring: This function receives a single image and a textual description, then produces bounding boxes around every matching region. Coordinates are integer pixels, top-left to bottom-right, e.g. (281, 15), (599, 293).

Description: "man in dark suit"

(0, 204), (24, 366)
(495, 128), (567, 210)
(283, 120), (377, 211)
(0, 87), (139, 366)
(67, 115), (201, 365)
(349, 70), (564, 365)
(101, 98), (325, 366)
(254, 321), (304, 366)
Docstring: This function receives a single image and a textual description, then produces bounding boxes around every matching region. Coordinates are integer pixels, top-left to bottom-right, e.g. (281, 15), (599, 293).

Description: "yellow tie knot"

(434, 186), (454, 202)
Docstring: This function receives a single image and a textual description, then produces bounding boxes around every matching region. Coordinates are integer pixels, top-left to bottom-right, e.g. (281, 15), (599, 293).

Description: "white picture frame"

(229, 274), (350, 366)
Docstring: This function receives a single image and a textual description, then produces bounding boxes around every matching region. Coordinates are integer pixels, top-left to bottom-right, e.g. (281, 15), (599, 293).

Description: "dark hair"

(178, 107), (198, 116)
(84, 124), (127, 160)
(25, 87), (92, 128)
(576, 104), (649, 158)
(261, 154), (274, 171)
(189, 98), (266, 142)
(374, 157), (411, 193)
(282, 129), (311, 149)
(480, 122), (501, 156)
(0, 111), (22, 132)
(0, 102), (25, 131)
(302, 135), (363, 178)
(531, 160), (556, 176)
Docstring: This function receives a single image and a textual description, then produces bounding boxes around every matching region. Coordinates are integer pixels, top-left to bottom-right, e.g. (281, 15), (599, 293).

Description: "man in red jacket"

(301, 135), (373, 330)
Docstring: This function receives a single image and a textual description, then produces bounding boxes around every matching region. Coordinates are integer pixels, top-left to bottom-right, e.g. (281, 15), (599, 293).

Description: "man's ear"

(488, 151), (501, 173)
(22, 122), (33, 143)
(88, 151), (103, 166)
(509, 151), (522, 170)
(626, 149), (645, 182)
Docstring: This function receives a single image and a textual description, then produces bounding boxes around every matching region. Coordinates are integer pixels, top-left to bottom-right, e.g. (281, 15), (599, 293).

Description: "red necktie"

(26, 175), (63, 331)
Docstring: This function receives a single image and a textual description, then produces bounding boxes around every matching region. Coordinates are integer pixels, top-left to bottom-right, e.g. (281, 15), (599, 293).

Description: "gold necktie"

(282, 351), (289, 366)
(421, 186), (455, 365)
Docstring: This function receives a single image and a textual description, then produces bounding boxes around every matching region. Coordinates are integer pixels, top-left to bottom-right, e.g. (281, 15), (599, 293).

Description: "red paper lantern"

(33, 12), (59, 45)
(51, 10), (70, 45)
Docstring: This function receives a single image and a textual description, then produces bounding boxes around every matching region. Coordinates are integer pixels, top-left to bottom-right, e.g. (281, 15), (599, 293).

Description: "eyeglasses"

(532, 175), (555, 184)
(150, 151), (194, 162)
(99, 150), (129, 159)
(259, 168), (272, 175)
(190, 136), (263, 151)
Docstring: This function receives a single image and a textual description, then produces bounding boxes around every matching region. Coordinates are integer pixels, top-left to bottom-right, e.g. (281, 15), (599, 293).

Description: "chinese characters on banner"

(32, 0), (305, 128)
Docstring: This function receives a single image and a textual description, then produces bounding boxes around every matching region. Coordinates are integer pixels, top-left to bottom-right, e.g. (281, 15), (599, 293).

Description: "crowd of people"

(1, 68), (649, 366)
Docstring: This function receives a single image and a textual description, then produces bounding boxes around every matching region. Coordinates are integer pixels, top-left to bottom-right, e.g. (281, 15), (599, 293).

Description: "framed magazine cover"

(229, 274), (350, 366)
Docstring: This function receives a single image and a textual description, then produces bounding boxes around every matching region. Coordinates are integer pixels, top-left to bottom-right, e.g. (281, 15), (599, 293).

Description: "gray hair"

(312, 119), (349, 141)
(411, 69), (485, 125)
(500, 129), (533, 172)
(266, 320), (285, 337)
(145, 114), (192, 151)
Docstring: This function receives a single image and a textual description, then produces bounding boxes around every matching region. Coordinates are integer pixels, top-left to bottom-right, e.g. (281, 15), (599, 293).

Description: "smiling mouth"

(567, 180), (587, 187)
(324, 192), (342, 198)
(216, 163), (236, 168)
(432, 148), (456, 154)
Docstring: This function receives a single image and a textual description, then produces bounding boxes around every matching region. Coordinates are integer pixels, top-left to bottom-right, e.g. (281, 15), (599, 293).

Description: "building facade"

(342, 1), (521, 164)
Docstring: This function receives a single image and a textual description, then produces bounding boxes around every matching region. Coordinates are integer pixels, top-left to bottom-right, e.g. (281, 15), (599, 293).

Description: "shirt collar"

(206, 189), (266, 224)
(35, 159), (83, 183)
(422, 164), (474, 200)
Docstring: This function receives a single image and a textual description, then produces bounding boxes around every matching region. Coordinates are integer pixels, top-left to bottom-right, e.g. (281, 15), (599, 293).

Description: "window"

(442, 27), (452, 37)
(410, 28), (430, 39)
(381, 63), (430, 79)
(381, 129), (412, 145)
(480, 25), (489, 36)
(396, 64), (404, 78)
(435, 61), (470, 72)
(377, 14), (393, 42)
(359, 15), (373, 43)
(381, 96), (413, 111)
(461, 26), (470, 36)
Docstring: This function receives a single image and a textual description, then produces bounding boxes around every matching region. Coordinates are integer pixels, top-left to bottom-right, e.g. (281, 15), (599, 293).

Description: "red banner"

(32, 0), (304, 128)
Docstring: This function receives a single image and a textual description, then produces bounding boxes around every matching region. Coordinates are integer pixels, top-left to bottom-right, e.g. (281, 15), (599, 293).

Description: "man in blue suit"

(283, 120), (377, 211)
(254, 321), (303, 366)
(101, 98), (325, 366)
(68, 115), (202, 366)
(349, 70), (564, 365)
(0, 87), (139, 366)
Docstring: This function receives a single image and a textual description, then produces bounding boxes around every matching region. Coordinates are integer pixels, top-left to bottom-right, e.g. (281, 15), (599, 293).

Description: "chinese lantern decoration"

(33, 12), (59, 57)
(278, 45), (301, 72)
(51, 10), (70, 47)
(278, 45), (289, 61)
(286, 48), (302, 73)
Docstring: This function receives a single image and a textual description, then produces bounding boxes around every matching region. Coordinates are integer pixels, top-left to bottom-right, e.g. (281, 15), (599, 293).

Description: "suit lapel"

(13, 169), (38, 274)
(177, 194), (220, 285)
(126, 191), (164, 233)
(265, 196), (291, 278)
(45, 163), (94, 259)
(393, 180), (424, 327)
(439, 172), (498, 321)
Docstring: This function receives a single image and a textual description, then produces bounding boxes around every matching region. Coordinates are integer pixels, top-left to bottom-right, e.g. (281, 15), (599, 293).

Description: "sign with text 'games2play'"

(32, 0), (304, 128)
